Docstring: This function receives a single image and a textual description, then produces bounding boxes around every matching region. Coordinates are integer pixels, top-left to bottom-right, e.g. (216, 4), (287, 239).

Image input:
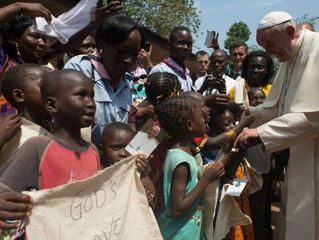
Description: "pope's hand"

(234, 128), (261, 148)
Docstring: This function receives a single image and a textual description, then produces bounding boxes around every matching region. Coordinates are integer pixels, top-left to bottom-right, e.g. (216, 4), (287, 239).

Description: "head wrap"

(257, 11), (293, 30)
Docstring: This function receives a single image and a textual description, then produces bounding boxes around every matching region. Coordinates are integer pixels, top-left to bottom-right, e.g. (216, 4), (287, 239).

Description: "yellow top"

(228, 83), (272, 102)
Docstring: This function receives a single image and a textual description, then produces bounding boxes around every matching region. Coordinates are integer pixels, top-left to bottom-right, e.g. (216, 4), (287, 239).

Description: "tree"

(224, 21), (251, 50)
(123, 0), (201, 39)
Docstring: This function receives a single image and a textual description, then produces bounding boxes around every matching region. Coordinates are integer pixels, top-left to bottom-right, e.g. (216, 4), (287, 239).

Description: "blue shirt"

(64, 55), (132, 145)
(150, 57), (194, 92)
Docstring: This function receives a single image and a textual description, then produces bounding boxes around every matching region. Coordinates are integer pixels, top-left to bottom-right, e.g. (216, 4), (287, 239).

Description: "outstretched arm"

(235, 112), (319, 152)
(0, 2), (51, 28)
(43, 0), (123, 62)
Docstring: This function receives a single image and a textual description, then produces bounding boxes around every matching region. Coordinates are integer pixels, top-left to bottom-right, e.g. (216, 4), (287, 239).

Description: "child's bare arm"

(205, 109), (255, 149)
(170, 162), (224, 217)
(0, 192), (32, 229)
(141, 176), (157, 208)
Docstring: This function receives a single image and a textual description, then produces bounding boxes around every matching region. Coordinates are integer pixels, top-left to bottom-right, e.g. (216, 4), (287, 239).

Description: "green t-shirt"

(158, 149), (204, 240)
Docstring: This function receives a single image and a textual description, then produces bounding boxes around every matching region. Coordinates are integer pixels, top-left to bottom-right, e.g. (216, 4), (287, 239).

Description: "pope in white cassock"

(235, 11), (319, 240)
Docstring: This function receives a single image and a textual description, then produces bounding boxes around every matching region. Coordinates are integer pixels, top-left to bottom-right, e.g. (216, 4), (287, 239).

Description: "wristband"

(224, 130), (237, 141)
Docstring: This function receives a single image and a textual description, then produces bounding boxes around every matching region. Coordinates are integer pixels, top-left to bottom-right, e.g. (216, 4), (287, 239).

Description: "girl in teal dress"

(155, 95), (225, 239)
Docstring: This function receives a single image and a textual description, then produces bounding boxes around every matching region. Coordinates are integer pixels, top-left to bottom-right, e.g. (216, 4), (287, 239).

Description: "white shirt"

(194, 74), (236, 95)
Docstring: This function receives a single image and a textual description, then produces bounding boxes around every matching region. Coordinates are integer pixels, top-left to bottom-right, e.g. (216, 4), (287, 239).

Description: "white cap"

(257, 11), (293, 30)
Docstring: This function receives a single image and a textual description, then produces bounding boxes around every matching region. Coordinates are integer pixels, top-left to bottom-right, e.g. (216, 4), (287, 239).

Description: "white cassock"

(251, 29), (319, 240)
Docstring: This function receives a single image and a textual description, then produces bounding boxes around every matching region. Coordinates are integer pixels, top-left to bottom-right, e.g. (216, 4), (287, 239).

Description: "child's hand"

(238, 108), (255, 128)
(0, 192), (33, 229)
(202, 161), (225, 184)
(0, 114), (21, 147)
(135, 154), (151, 177)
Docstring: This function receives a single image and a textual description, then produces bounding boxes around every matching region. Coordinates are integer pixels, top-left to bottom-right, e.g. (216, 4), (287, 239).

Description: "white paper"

(125, 131), (159, 157)
(35, 0), (98, 44)
(225, 178), (248, 197)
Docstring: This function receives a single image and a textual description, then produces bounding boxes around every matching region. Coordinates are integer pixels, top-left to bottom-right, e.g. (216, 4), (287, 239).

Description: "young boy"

(100, 122), (156, 208)
(0, 69), (101, 231)
(0, 64), (50, 166)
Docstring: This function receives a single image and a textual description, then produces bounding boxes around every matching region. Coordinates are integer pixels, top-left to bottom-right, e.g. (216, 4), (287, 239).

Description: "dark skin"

(99, 29), (142, 88)
(13, 67), (48, 126)
(205, 109), (254, 149)
(69, 35), (95, 57)
(169, 29), (193, 68)
(246, 56), (269, 88)
(248, 88), (266, 107)
(0, 114), (21, 148)
(0, 70), (95, 230)
(46, 71), (96, 149)
(0, 66), (47, 149)
(198, 50), (227, 95)
(170, 100), (225, 216)
(1, 1), (123, 64)
(208, 110), (251, 181)
(99, 127), (156, 207)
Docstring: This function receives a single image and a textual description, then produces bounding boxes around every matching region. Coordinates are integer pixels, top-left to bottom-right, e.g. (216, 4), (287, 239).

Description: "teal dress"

(158, 149), (204, 240)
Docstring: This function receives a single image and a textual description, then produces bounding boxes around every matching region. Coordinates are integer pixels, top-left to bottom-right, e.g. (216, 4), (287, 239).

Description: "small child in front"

(100, 122), (156, 207)
(155, 95), (225, 240)
(0, 69), (101, 232)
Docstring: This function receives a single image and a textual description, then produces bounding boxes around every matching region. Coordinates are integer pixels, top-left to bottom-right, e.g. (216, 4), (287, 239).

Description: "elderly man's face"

(256, 27), (293, 62)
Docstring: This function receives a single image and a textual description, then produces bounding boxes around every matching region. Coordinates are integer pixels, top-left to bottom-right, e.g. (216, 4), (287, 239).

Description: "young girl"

(208, 107), (260, 240)
(155, 95), (225, 239)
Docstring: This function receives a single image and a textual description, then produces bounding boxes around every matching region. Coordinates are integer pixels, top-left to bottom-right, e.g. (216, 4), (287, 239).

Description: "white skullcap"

(257, 11), (293, 30)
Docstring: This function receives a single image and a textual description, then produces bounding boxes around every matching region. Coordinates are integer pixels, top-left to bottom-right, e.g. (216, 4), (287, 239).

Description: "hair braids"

(155, 95), (193, 137)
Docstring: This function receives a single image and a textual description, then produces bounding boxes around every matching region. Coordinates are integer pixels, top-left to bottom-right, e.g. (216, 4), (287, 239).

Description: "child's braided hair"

(145, 72), (181, 106)
(155, 95), (194, 138)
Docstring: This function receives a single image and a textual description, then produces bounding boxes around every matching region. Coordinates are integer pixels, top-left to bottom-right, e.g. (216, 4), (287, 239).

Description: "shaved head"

(40, 69), (90, 100)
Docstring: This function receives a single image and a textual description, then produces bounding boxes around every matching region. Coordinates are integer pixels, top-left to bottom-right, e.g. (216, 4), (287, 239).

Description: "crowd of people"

(0, 1), (318, 240)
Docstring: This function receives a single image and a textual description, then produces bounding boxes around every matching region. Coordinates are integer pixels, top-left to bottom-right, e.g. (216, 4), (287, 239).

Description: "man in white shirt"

(195, 49), (236, 95)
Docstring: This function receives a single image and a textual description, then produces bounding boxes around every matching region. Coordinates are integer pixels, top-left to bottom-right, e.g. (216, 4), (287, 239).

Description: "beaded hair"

(145, 72), (181, 106)
(155, 95), (194, 138)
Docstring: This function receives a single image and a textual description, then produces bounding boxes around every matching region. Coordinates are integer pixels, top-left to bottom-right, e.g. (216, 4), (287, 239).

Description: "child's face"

(101, 129), (134, 167)
(23, 67), (47, 120)
(190, 101), (206, 137)
(55, 73), (95, 128)
(213, 110), (235, 135)
(248, 88), (266, 107)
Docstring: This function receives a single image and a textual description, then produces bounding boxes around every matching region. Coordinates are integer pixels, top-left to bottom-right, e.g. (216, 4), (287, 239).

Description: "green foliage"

(123, 0), (201, 39)
(224, 21), (251, 50)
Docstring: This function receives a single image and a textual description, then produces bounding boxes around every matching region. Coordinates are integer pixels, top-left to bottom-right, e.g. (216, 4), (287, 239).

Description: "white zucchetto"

(257, 11), (293, 30)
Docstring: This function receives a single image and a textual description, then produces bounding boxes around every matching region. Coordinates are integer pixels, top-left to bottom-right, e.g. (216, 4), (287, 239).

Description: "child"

(138, 72), (181, 215)
(134, 72), (181, 130)
(246, 88), (272, 240)
(155, 95), (225, 239)
(208, 107), (259, 240)
(0, 70), (101, 234)
(99, 122), (156, 207)
(0, 64), (50, 166)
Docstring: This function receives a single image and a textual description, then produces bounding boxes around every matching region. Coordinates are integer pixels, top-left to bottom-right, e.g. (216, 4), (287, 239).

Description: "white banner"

(25, 155), (162, 240)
